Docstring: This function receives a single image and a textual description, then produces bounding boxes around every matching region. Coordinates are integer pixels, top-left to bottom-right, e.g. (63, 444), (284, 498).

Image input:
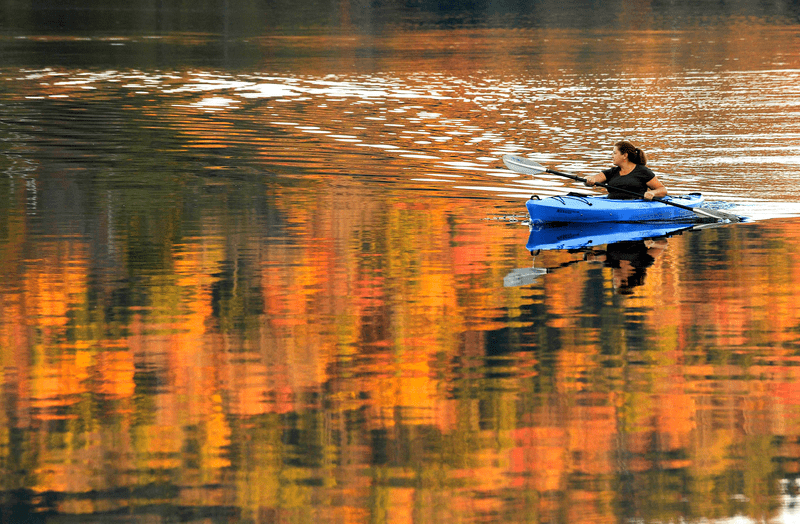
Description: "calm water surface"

(3, 5), (800, 523)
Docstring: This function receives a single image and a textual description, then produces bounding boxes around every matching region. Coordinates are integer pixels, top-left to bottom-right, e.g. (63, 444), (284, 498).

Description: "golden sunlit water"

(3, 5), (800, 523)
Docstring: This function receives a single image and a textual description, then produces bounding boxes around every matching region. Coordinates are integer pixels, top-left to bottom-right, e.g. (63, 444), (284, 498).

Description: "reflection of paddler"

(584, 238), (667, 294)
(605, 238), (667, 294)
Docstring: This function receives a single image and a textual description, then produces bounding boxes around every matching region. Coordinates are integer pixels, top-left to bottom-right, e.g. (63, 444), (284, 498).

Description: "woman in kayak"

(584, 141), (667, 200)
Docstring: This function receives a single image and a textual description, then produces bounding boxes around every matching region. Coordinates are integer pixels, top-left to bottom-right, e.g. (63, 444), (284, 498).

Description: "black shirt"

(602, 164), (656, 199)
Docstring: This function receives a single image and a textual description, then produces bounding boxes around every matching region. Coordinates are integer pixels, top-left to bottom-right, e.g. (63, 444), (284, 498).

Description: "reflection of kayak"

(507, 221), (696, 287)
(526, 193), (705, 224)
(526, 221), (694, 252)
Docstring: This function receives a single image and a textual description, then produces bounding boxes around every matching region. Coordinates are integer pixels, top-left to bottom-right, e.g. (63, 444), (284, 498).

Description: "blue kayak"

(526, 221), (694, 252)
(527, 193), (705, 224)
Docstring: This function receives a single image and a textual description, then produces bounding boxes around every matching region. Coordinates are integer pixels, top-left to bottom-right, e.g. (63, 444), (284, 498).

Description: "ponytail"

(615, 140), (647, 165)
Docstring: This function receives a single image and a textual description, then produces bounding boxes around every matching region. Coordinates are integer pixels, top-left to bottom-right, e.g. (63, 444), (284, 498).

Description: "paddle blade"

(692, 206), (741, 223)
(503, 267), (548, 287)
(503, 155), (547, 176)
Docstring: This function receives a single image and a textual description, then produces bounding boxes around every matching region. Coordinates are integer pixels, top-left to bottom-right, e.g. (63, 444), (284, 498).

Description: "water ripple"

(5, 66), (800, 218)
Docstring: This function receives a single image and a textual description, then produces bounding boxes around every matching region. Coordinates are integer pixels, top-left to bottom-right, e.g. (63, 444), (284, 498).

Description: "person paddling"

(584, 141), (667, 201)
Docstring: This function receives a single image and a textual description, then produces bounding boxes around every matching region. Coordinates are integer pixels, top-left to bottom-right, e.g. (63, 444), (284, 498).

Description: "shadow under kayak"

(527, 193), (705, 224)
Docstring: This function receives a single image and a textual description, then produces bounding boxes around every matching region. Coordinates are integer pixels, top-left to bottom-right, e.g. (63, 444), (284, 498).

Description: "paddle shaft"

(543, 167), (701, 214)
(502, 154), (739, 222)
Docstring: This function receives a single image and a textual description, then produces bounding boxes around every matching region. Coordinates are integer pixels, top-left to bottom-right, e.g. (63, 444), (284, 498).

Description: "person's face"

(612, 147), (627, 166)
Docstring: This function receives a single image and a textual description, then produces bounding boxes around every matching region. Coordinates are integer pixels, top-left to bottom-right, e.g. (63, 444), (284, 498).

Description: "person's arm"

(644, 176), (667, 200)
(584, 173), (607, 186)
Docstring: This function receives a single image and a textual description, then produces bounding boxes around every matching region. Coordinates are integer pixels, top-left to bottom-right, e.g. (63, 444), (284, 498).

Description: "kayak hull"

(526, 221), (694, 252)
(526, 193), (705, 224)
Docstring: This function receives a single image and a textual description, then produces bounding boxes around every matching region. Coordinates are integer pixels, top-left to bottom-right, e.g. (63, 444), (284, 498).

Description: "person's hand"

(644, 190), (655, 200)
(584, 176), (596, 187)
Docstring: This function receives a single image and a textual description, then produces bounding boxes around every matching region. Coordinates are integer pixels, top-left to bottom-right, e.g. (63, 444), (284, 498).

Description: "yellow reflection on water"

(4, 202), (800, 521)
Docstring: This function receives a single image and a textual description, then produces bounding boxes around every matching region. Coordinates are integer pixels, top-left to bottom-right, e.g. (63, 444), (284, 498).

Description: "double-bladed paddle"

(502, 154), (740, 223)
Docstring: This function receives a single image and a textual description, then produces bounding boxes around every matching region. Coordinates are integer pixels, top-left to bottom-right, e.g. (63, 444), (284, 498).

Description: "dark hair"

(615, 140), (647, 165)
